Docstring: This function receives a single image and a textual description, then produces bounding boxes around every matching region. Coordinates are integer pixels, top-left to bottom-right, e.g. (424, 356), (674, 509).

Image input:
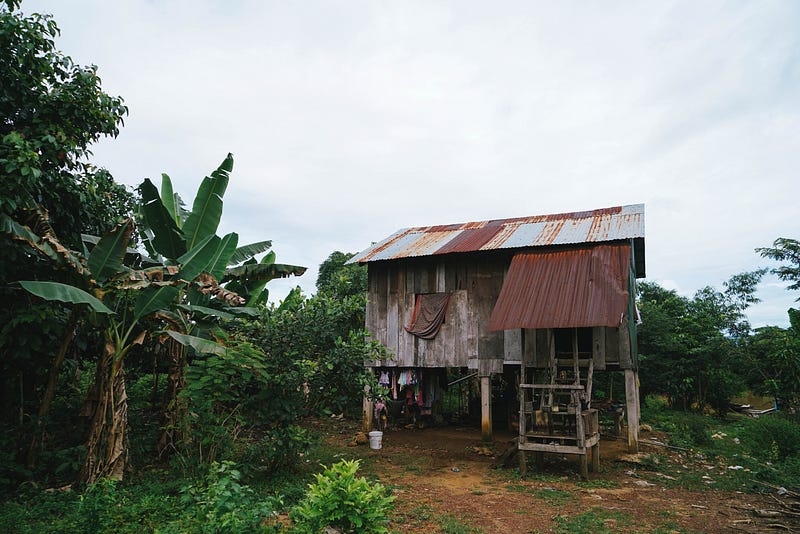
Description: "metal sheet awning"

(488, 243), (632, 330)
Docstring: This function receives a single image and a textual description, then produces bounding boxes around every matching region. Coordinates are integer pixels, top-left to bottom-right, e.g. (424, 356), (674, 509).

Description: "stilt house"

(349, 204), (645, 475)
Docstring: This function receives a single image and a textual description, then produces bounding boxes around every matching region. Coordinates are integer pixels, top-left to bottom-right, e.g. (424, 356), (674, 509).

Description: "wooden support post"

(591, 443), (600, 473)
(362, 385), (373, 434)
(625, 369), (639, 452)
(579, 453), (589, 480)
(480, 374), (492, 442)
(518, 449), (527, 475)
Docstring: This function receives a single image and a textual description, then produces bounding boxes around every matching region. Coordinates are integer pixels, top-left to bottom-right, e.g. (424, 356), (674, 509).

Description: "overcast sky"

(26, 0), (800, 327)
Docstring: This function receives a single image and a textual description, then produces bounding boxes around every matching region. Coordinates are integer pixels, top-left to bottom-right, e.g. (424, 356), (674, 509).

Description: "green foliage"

(316, 251), (367, 300)
(0, 5), (129, 236)
(241, 286), (383, 418)
(757, 237), (800, 296)
(177, 461), (282, 533)
(178, 334), (310, 469)
(744, 321), (800, 412)
(641, 395), (711, 448)
(738, 416), (800, 463)
(290, 459), (395, 534)
(0, 3), (134, 474)
(637, 273), (764, 415)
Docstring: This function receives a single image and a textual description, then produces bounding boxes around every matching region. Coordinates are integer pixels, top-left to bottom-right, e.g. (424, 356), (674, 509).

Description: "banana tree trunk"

(158, 337), (186, 457)
(78, 340), (129, 484)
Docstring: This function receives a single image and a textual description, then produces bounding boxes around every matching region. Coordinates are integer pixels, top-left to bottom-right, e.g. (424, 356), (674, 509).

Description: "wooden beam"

(481, 374), (492, 442)
(625, 369), (639, 452)
(362, 391), (373, 434)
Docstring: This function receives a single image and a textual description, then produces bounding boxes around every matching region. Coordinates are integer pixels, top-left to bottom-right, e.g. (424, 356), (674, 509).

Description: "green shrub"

(738, 415), (800, 462)
(290, 459), (395, 534)
(177, 461), (282, 533)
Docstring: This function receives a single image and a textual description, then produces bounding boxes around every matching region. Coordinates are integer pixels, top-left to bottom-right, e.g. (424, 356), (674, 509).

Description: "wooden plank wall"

(365, 256), (506, 369)
(365, 256), (636, 370)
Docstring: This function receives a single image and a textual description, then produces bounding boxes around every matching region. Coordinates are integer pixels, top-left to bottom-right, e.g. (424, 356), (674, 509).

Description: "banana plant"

(6, 154), (305, 481)
(135, 154), (305, 455)
(7, 213), (186, 482)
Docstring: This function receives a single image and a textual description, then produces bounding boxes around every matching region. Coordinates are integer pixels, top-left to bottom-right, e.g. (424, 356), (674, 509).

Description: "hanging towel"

(405, 293), (451, 340)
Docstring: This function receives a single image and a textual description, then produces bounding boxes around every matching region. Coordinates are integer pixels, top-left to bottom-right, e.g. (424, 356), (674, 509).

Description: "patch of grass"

(553, 507), (632, 534)
(533, 487), (572, 505)
(436, 513), (485, 534)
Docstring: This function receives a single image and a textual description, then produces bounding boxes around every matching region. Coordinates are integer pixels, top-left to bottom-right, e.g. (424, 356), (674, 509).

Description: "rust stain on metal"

(357, 229), (414, 263)
(393, 230), (453, 258)
(534, 220), (567, 245)
(349, 204), (643, 264)
(435, 225), (504, 255)
(488, 243), (632, 330)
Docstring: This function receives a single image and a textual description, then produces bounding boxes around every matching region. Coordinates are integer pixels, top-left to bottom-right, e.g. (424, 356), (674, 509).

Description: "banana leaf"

(208, 232), (239, 280)
(228, 240), (272, 266)
(222, 262), (306, 284)
(19, 281), (114, 315)
(88, 219), (134, 284)
(177, 234), (220, 282)
(177, 303), (236, 321)
(134, 285), (180, 320)
(139, 178), (187, 259)
(165, 331), (234, 357)
(2, 214), (89, 277)
(181, 153), (232, 250)
(221, 306), (260, 317)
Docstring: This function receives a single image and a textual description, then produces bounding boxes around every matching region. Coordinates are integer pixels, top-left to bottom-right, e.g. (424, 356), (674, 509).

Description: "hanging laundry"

(379, 371), (390, 387)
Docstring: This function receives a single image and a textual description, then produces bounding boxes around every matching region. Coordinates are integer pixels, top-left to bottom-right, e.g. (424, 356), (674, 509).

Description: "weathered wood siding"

(366, 255), (505, 369)
(365, 254), (636, 371)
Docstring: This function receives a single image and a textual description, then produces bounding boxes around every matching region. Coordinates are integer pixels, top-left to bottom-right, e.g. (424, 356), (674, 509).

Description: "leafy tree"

(637, 270), (764, 415)
(0, 2), (133, 466)
(744, 310), (800, 412)
(316, 251), (367, 300)
(0, 3), (129, 239)
(757, 238), (800, 297)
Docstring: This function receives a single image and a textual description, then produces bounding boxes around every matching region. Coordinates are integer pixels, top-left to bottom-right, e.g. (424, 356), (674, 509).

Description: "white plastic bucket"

(368, 431), (383, 450)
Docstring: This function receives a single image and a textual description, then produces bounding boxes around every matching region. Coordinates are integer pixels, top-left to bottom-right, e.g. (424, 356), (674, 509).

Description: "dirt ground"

(312, 419), (795, 533)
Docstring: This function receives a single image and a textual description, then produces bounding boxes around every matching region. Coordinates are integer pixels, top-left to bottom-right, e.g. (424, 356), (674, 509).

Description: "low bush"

(176, 461), (282, 533)
(290, 459), (395, 534)
(737, 415), (800, 462)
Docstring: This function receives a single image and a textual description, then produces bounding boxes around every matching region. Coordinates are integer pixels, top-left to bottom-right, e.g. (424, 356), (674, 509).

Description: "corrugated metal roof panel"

(393, 230), (456, 258)
(435, 225), (504, 255)
(488, 244), (632, 330)
(349, 203), (645, 265)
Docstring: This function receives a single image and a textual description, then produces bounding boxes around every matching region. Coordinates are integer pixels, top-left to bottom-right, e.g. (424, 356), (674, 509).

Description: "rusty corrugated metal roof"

(350, 203), (644, 268)
(488, 243), (632, 330)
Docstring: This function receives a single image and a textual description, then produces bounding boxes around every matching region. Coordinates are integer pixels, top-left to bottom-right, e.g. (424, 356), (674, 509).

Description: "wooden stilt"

(362, 386), (373, 434)
(625, 369), (639, 452)
(579, 453), (589, 480)
(591, 443), (600, 473)
(519, 449), (527, 475)
(481, 375), (492, 442)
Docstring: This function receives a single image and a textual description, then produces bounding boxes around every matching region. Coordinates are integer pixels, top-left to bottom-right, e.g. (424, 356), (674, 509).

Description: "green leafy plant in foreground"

(290, 459), (395, 534)
(178, 461), (282, 533)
